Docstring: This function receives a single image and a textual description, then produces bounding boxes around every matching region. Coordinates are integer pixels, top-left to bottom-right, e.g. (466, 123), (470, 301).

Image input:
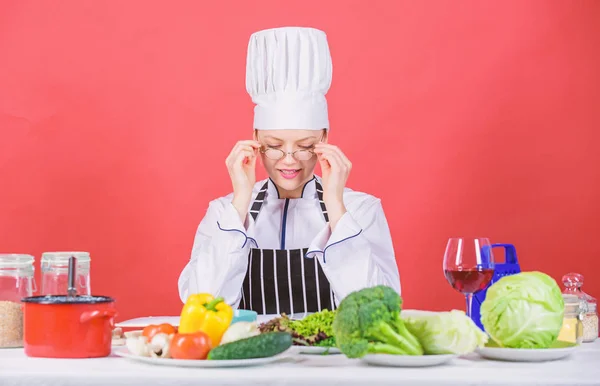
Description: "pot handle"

(80, 308), (118, 327)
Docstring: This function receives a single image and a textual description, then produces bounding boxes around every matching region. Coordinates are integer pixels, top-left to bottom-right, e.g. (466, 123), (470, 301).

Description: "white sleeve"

(177, 198), (256, 308)
(306, 199), (401, 302)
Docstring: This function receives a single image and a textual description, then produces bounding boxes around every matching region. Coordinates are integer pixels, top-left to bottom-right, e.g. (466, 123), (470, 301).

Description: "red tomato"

(142, 323), (177, 340)
(169, 332), (212, 360)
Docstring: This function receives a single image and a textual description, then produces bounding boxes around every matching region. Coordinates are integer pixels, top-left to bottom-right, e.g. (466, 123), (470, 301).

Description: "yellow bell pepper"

(178, 293), (233, 346)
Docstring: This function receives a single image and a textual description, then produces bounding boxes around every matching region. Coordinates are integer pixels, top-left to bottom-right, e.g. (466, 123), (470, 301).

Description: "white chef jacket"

(177, 176), (401, 309)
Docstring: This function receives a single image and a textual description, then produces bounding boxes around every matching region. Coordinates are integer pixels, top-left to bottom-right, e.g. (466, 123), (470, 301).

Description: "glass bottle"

(557, 294), (584, 344)
(0, 254), (36, 348)
(41, 251), (91, 296)
(562, 272), (598, 343)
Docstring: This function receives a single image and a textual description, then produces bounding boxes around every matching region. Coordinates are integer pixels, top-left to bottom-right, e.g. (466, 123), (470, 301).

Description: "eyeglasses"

(258, 132), (325, 161)
(260, 147), (315, 161)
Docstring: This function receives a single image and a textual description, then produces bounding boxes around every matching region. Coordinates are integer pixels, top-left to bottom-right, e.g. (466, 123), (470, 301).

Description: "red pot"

(22, 295), (117, 358)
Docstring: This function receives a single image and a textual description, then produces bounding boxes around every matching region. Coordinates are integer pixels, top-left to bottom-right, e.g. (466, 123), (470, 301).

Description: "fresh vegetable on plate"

(178, 293), (234, 346)
(169, 331), (212, 360)
(259, 309), (336, 347)
(220, 322), (260, 345)
(142, 323), (177, 341)
(126, 335), (151, 357)
(123, 324), (213, 361)
(401, 310), (488, 355)
(207, 332), (293, 360)
(290, 310), (337, 347)
(480, 271), (565, 349)
(126, 330), (175, 358)
(332, 285), (424, 358)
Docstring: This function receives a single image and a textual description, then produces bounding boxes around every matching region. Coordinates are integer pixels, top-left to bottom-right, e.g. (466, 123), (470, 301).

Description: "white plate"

(361, 354), (457, 367)
(115, 312), (310, 329)
(116, 316), (180, 328)
(476, 341), (578, 362)
(114, 348), (292, 368)
(291, 346), (341, 355)
(256, 312), (315, 324)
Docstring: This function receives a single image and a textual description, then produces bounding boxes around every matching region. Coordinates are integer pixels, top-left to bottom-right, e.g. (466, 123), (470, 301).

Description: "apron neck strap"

(249, 178), (329, 223)
(249, 181), (269, 221)
(314, 179), (329, 223)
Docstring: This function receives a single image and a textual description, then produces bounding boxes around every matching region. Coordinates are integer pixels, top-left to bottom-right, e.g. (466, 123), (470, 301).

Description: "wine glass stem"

(465, 293), (473, 318)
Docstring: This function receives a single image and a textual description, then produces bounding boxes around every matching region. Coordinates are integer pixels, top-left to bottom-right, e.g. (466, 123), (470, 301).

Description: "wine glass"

(443, 237), (495, 318)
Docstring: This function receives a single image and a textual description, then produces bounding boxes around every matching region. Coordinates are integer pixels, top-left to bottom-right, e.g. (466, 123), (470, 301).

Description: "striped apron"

(239, 180), (335, 315)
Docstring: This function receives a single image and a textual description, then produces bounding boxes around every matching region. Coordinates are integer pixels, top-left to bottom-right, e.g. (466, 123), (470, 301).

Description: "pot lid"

(21, 295), (113, 304)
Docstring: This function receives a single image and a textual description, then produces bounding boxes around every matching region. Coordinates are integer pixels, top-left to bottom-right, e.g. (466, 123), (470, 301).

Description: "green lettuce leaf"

(480, 271), (564, 349)
(402, 309), (488, 355)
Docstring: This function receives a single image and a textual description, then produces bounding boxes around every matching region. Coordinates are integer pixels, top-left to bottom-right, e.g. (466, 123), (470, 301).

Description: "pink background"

(1, 0), (599, 321)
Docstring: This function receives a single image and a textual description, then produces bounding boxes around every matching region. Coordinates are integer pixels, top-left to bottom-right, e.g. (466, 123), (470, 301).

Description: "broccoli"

(332, 285), (424, 358)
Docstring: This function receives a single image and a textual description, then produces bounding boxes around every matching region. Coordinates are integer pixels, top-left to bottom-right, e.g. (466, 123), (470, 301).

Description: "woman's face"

(255, 129), (326, 197)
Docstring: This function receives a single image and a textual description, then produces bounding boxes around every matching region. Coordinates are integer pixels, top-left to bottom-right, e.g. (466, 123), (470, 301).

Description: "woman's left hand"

(314, 143), (352, 230)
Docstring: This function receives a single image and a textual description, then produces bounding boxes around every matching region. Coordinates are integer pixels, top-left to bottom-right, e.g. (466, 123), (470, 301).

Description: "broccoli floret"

(332, 285), (424, 358)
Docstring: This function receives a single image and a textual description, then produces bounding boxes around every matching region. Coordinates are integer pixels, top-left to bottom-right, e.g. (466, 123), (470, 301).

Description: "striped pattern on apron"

(240, 179), (335, 314)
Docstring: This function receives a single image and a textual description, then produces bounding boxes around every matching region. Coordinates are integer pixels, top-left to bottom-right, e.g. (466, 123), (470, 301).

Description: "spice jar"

(0, 254), (36, 348)
(562, 272), (598, 343)
(583, 298), (598, 343)
(41, 252), (91, 296)
(557, 294), (584, 344)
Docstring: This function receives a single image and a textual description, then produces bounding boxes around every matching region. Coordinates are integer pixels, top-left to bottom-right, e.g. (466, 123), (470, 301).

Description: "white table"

(1, 341), (599, 386)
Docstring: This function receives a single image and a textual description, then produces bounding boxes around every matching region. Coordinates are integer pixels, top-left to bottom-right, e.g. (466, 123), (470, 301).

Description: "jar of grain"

(561, 272), (598, 343)
(0, 254), (35, 348)
(582, 296), (598, 343)
(41, 252), (91, 296)
(557, 294), (584, 344)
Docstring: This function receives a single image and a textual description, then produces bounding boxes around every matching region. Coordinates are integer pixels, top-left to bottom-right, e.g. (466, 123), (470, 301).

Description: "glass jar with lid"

(0, 254), (36, 348)
(41, 252), (91, 296)
(562, 272), (598, 343)
(557, 294), (585, 344)
(583, 300), (598, 342)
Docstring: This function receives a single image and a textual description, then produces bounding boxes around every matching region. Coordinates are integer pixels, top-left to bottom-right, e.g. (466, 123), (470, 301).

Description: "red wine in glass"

(443, 238), (495, 318)
(444, 268), (494, 293)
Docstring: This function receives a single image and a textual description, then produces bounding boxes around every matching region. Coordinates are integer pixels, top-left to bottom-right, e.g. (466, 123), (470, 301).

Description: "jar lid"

(0, 254), (35, 268)
(562, 272), (597, 303)
(41, 251), (91, 263)
(563, 272), (584, 288)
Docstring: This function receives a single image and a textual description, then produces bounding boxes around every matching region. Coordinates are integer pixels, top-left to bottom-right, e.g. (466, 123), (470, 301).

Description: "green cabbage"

(480, 271), (564, 349)
(401, 310), (488, 355)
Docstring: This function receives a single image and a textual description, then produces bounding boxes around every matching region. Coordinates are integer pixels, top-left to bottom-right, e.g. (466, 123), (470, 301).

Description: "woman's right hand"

(225, 140), (261, 223)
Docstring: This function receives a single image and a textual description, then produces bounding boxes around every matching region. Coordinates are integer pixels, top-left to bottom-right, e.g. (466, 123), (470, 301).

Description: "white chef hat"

(246, 27), (333, 131)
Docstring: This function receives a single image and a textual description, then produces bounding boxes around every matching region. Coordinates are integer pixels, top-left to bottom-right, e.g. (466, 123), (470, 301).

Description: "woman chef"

(178, 27), (401, 316)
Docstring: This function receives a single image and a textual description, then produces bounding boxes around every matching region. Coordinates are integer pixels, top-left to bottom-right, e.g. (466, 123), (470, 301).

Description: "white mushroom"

(126, 336), (150, 357)
(124, 330), (143, 339)
(149, 333), (172, 358)
(112, 327), (123, 339)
